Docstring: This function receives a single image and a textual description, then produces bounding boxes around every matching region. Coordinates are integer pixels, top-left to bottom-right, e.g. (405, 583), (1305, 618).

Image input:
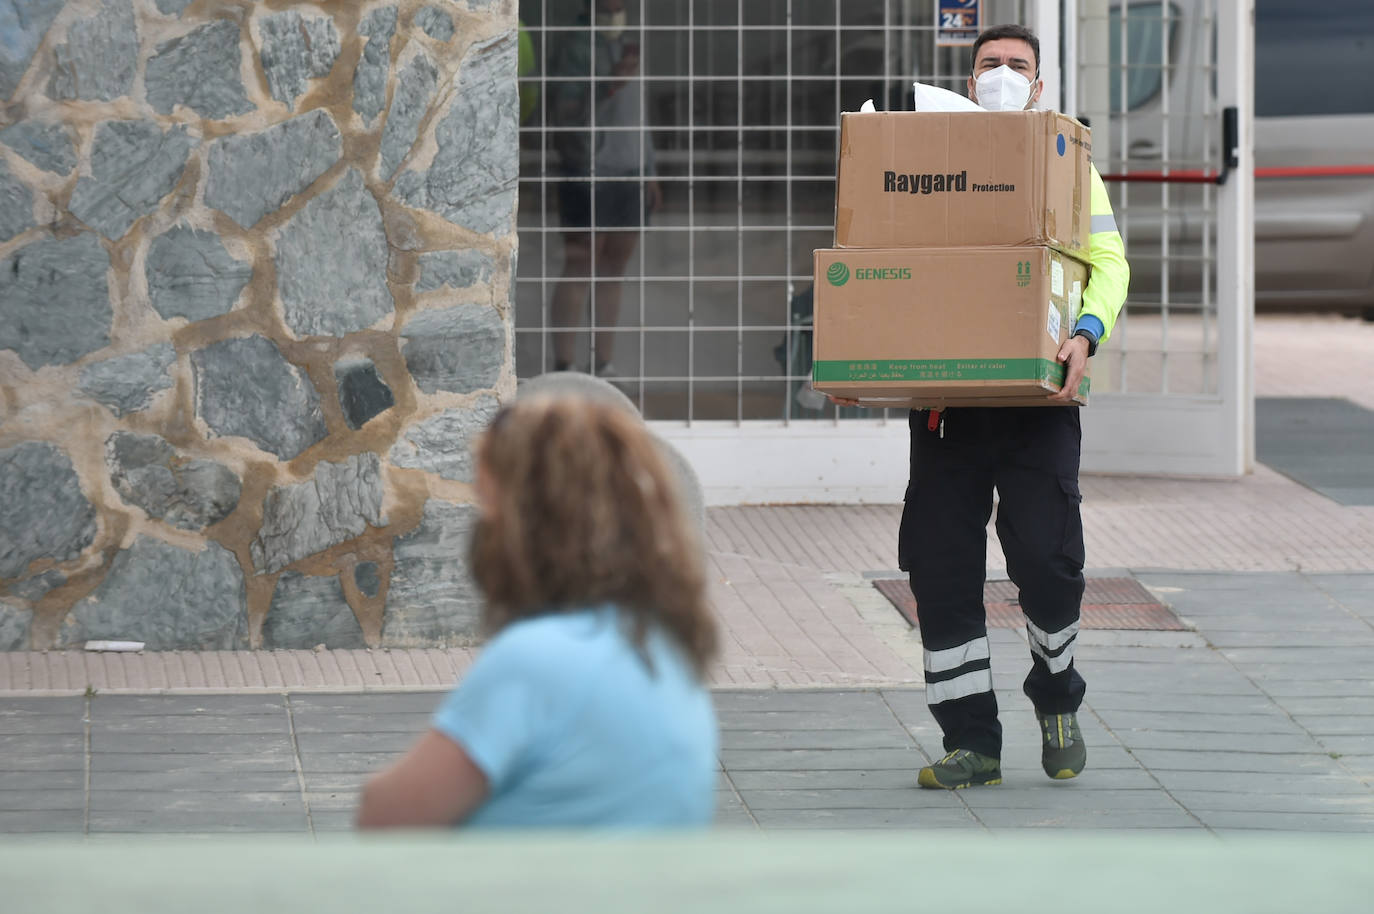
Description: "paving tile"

(1313, 734), (1374, 756)
(1125, 749), (1345, 774)
(727, 769), (921, 791)
(0, 810), (85, 833)
(0, 771), (84, 791)
(303, 791), (359, 812)
(711, 690), (891, 713)
(0, 715), (86, 735)
(299, 773), (369, 792)
(0, 697), (85, 714)
(89, 732), (294, 755)
(296, 751), (406, 774)
(717, 709), (904, 731)
(711, 809), (760, 829)
(92, 770), (302, 792)
(1084, 692), (1278, 714)
(309, 811), (357, 832)
(719, 749), (924, 772)
(1093, 710), (1306, 735)
(92, 695), (287, 715)
(287, 692), (445, 714)
(89, 791), (304, 813)
(1111, 730), (1320, 754)
(1148, 769), (1368, 795)
(737, 788), (962, 811)
(0, 790), (84, 811)
(1193, 810), (1374, 832)
(1168, 791), (1374, 814)
(87, 810), (308, 833)
(288, 712), (433, 734)
(749, 806), (980, 829)
(1291, 714), (1374, 736)
(89, 714), (290, 735)
(90, 753), (297, 773)
(956, 788), (1185, 812)
(973, 808), (1203, 829)
(721, 729), (912, 751)
(293, 732), (419, 754)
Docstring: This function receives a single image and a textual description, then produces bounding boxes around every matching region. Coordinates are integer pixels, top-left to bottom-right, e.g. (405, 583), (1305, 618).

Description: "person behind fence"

(831, 24), (1129, 790)
(547, 0), (661, 378)
(356, 395), (718, 828)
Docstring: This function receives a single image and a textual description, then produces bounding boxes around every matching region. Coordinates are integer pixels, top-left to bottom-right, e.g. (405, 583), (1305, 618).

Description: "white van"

(1093, 0), (1374, 316)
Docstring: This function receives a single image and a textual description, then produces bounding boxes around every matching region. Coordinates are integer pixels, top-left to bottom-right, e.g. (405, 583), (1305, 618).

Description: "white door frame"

(1069, 0), (1255, 477)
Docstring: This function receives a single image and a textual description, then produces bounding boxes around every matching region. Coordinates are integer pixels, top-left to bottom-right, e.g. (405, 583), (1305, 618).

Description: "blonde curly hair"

(469, 394), (717, 676)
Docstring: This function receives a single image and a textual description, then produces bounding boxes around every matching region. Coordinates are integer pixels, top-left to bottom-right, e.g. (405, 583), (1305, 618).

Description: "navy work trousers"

(898, 406), (1088, 759)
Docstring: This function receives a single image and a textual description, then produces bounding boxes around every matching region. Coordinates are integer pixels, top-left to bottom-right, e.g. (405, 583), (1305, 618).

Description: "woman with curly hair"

(357, 395), (718, 828)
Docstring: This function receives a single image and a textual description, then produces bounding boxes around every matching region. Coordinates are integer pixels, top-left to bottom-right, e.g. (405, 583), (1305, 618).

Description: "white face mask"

(595, 10), (628, 41)
(974, 65), (1035, 112)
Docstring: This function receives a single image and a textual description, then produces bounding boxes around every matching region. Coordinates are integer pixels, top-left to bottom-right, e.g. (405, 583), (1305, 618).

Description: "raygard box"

(833, 110), (1092, 256)
(811, 246), (1091, 408)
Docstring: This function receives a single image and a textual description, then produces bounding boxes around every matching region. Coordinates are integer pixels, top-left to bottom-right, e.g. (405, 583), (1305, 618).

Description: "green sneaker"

(917, 749), (1002, 790)
(1037, 711), (1087, 779)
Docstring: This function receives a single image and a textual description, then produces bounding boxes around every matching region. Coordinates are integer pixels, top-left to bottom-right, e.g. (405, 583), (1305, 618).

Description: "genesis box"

(833, 110), (1092, 257)
(811, 246), (1091, 408)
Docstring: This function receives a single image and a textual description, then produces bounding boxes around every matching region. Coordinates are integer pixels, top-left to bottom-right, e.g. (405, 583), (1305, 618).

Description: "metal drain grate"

(872, 576), (1187, 631)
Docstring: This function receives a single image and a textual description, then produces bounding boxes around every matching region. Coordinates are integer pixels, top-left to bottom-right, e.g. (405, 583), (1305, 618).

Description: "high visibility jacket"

(1076, 165), (1130, 346)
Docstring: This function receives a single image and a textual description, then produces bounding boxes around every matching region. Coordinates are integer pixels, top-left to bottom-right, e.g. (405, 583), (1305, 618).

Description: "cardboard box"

(811, 245), (1091, 409)
(833, 111), (1092, 257)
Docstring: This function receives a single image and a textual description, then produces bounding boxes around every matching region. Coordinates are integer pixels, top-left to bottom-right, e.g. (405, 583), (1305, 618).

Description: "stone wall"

(0, 0), (519, 650)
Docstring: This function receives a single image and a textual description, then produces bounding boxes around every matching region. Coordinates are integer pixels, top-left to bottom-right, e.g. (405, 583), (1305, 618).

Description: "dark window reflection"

(516, 0), (991, 420)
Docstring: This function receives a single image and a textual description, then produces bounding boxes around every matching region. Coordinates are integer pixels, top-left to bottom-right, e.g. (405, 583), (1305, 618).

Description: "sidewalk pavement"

(1, 315), (1373, 834)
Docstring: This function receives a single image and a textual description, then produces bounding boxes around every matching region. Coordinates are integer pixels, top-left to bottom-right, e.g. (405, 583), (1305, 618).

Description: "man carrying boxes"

(816, 25), (1129, 789)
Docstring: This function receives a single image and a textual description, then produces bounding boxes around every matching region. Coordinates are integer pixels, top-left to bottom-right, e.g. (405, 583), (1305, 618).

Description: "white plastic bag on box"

(911, 82), (983, 112)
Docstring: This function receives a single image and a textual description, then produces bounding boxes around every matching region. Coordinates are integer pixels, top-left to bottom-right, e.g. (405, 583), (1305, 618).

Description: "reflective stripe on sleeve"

(1091, 213), (1118, 234)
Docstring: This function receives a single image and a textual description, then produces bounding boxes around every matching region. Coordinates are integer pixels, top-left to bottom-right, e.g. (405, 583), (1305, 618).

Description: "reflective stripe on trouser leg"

(924, 636), (994, 705)
(1025, 617), (1079, 675)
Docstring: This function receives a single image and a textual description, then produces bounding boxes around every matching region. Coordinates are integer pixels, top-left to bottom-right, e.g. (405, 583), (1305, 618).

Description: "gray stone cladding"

(0, 233), (112, 369)
(69, 120), (197, 240)
(393, 32), (519, 236)
(274, 168), (394, 338)
(389, 395), (500, 483)
(250, 452), (386, 574)
(48, 0), (138, 102)
(204, 109), (341, 229)
(264, 572), (366, 650)
(0, 442), (98, 580)
(145, 226), (254, 322)
(63, 536), (247, 650)
(78, 343), (177, 416)
(0, 1), (517, 650)
(105, 431), (242, 531)
(191, 335), (328, 461)
(0, 120), (77, 174)
(145, 18), (253, 119)
(258, 10), (340, 110)
(382, 499), (481, 647)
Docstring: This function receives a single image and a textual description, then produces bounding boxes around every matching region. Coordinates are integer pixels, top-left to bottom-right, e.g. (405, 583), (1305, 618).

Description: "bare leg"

(590, 230), (640, 368)
(551, 231), (592, 369)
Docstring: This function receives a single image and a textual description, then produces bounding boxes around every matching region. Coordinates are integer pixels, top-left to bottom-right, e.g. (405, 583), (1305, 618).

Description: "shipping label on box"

(833, 111), (1092, 256)
(811, 246), (1091, 408)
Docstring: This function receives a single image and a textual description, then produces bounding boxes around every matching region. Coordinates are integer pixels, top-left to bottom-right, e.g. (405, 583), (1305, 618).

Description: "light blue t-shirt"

(432, 606), (718, 828)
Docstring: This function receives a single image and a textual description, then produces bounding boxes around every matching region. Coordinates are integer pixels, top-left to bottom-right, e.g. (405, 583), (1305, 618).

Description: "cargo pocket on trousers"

(1058, 476), (1086, 567)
